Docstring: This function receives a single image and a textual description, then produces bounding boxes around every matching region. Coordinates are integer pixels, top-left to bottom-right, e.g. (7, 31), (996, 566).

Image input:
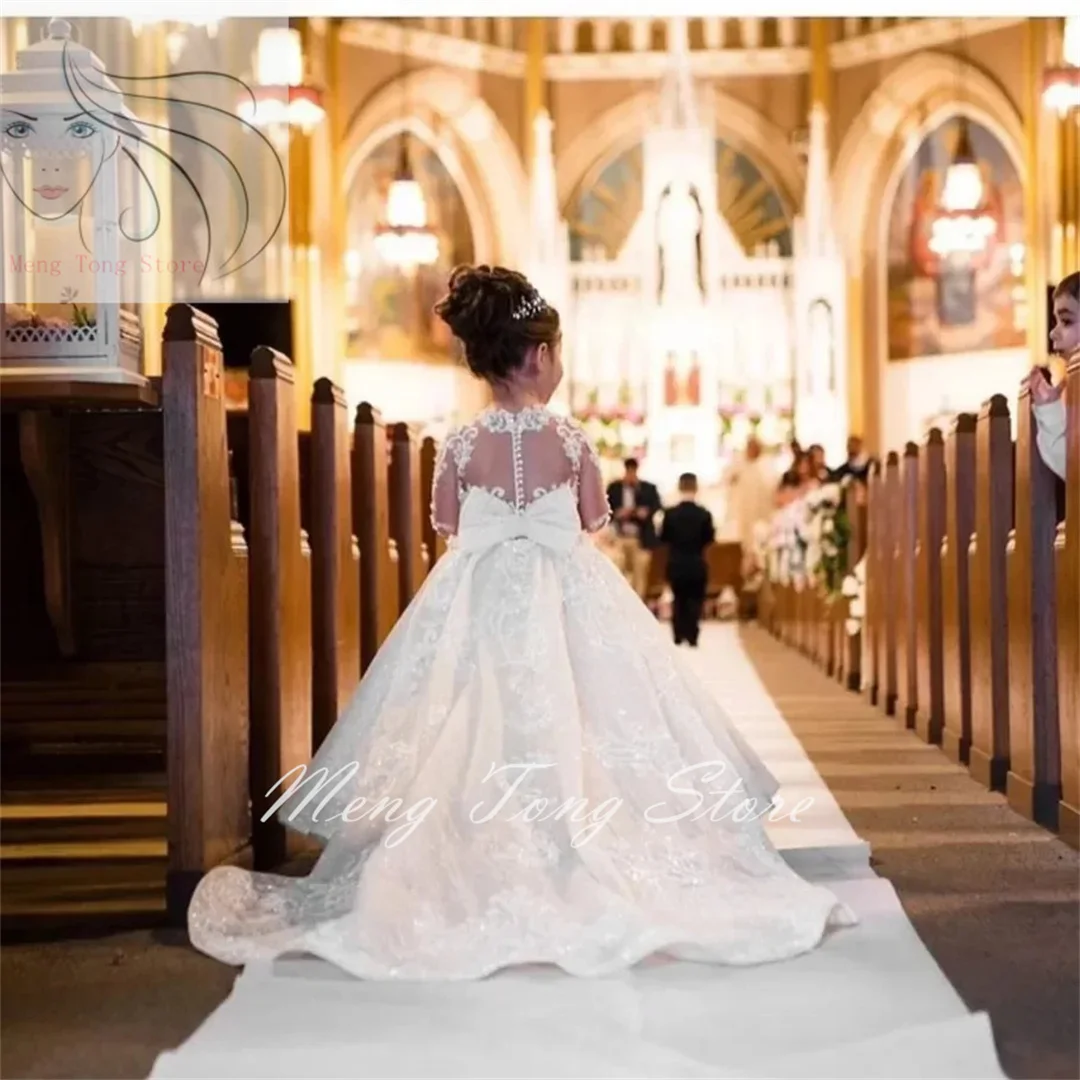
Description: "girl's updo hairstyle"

(433, 264), (560, 383)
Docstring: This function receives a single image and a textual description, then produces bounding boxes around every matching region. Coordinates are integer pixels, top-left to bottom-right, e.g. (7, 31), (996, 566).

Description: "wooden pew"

(705, 541), (742, 618)
(162, 304), (250, 919)
(794, 582), (807, 655)
(882, 452), (901, 716)
(1057, 352), (1080, 847)
(865, 463), (883, 706)
(310, 378), (361, 750)
(1005, 380), (1062, 825)
(246, 348), (313, 868)
(896, 442), (920, 729)
(968, 394), (1012, 791)
(388, 423), (427, 614)
(941, 414), (977, 765)
(420, 436), (448, 572)
(914, 429), (946, 744)
(353, 403), (399, 672)
(841, 481), (868, 692)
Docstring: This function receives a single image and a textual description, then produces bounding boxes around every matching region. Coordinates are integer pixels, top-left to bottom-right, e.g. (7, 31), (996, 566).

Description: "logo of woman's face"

(1, 108), (118, 220)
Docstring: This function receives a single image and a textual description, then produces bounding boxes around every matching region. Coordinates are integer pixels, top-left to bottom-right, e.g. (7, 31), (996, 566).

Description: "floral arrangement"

(742, 518), (772, 593)
(797, 478), (852, 598)
(574, 385), (647, 461)
(841, 555), (866, 637)
(761, 477), (856, 599)
(765, 500), (807, 589)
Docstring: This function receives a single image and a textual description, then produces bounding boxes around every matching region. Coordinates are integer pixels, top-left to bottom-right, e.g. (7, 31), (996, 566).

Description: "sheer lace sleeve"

(578, 441), (610, 533)
(430, 430), (462, 538)
(552, 417), (609, 533)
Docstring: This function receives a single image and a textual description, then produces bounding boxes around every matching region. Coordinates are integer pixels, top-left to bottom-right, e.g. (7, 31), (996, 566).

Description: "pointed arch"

(556, 87), (803, 217)
(341, 68), (529, 266)
(830, 51), (1025, 451)
(833, 50), (1024, 260)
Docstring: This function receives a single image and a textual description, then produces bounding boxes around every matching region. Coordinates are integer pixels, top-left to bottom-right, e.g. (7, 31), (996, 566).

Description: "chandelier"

(929, 117), (998, 261)
(1043, 16), (1080, 115)
(237, 27), (326, 137)
(373, 134), (439, 270)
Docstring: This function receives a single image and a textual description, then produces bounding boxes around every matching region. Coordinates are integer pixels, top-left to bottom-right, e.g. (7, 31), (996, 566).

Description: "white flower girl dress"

(188, 404), (854, 980)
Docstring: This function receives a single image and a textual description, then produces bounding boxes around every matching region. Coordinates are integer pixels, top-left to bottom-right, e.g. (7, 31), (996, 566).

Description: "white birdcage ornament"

(0, 17), (144, 387)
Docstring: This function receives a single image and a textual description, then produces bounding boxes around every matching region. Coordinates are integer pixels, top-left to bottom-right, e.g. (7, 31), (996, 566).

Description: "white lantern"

(0, 18), (145, 388)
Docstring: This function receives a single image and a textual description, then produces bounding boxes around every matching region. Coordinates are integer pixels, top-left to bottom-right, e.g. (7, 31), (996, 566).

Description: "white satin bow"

(456, 488), (581, 556)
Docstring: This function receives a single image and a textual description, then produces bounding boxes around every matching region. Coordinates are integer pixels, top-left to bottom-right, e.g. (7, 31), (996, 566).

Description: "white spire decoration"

(792, 100), (848, 464)
(657, 17), (699, 129)
(524, 107), (571, 412)
(527, 109), (565, 268)
(802, 102), (838, 260)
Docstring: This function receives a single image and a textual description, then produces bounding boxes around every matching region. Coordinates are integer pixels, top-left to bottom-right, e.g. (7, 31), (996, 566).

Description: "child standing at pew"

(659, 472), (715, 648)
(1026, 271), (1078, 481)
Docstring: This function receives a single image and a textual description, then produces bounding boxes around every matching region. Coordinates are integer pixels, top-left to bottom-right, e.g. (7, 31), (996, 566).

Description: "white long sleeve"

(1032, 398), (1066, 481)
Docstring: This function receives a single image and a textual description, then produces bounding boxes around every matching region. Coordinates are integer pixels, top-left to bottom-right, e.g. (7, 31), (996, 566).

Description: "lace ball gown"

(188, 405), (855, 980)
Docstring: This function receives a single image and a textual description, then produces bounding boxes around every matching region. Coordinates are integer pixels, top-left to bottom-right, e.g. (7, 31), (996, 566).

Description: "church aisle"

(6, 623), (1074, 1078)
(736, 623), (1080, 1080)
(147, 625), (1021, 1080)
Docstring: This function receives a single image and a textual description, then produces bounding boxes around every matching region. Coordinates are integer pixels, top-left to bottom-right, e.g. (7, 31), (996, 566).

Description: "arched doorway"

(833, 52), (1026, 451)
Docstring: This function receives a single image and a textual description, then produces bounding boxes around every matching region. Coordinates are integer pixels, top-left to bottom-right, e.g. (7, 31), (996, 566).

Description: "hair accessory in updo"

(511, 291), (548, 322)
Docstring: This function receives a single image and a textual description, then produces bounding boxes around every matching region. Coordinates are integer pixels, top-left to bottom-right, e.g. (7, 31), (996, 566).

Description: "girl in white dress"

(188, 266), (855, 980)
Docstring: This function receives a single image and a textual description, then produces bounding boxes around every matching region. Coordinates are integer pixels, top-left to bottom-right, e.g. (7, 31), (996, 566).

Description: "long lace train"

(188, 501), (855, 981)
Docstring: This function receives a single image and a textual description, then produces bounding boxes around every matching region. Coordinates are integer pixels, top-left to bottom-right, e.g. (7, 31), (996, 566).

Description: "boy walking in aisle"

(660, 472), (716, 647)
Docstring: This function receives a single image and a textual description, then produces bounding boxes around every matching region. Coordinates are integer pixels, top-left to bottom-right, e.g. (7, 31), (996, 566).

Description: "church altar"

(525, 18), (849, 530)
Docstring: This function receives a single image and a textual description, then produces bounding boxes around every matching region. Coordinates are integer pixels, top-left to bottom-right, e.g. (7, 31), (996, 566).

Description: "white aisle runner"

(152, 625), (1005, 1079)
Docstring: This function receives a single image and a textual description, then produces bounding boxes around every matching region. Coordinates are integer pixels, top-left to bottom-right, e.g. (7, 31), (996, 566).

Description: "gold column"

(810, 19), (867, 440)
(289, 17), (314, 430)
(1059, 97), (1079, 276)
(1025, 19), (1049, 356)
(325, 18), (346, 390)
(809, 17), (831, 119)
(138, 25), (173, 378)
(1051, 16), (1080, 282)
(1, 18), (28, 71)
(523, 19), (546, 174)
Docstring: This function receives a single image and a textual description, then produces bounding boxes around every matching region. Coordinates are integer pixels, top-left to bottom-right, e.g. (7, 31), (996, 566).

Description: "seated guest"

(660, 472), (716, 648)
(1025, 271), (1078, 481)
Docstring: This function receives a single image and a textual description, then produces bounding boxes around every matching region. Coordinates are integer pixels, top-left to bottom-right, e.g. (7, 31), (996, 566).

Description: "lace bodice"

(431, 405), (610, 539)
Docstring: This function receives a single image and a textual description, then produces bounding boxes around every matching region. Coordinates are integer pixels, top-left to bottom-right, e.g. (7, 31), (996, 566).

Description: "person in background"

(787, 438), (803, 472)
(660, 472), (716, 648)
(727, 436), (777, 580)
(806, 444), (829, 483)
(775, 470), (803, 509)
(1025, 271), (1078, 482)
(606, 457), (662, 600)
(830, 435), (872, 484)
(792, 453), (820, 495)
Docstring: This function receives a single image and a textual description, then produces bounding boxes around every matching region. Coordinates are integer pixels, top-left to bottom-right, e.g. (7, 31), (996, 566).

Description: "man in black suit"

(660, 472), (716, 647)
(606, 458), (662, 601)
(829, 435), (873, 484)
